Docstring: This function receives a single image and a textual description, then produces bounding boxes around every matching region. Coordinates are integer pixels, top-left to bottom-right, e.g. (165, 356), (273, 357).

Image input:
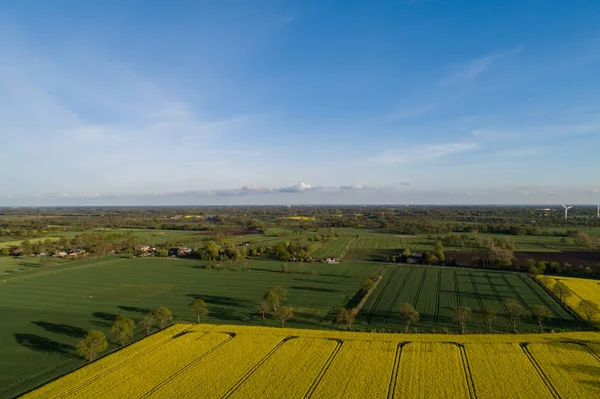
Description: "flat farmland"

(0, 257), (380, 398)
(312, 236), (355, 259)
(344, 235), (408, 262)
(357, 265), (583, 333)
(541, 276), (600, 326)
(24, 324), (600, 399)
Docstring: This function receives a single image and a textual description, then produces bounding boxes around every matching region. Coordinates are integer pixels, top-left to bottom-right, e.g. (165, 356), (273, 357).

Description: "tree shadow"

(14, 333), (75, 357)
(32, 321), (87, 338)
(290, 286), (340, 293)
(92, 311), (118, 322)
(187, 294), (247, 307)
(117, 305), (151, 314)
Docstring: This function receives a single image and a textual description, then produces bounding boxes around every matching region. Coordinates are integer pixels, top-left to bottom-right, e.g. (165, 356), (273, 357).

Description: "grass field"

(312, 236), (356, 259)
(23, 324), (600, 399)
(0, 256), (379, 398)
(357, 264), (584, 333)
(541, 276), (600, 326)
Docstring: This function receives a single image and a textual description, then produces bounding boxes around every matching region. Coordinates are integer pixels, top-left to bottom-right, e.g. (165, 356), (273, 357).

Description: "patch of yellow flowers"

(25, 324), (600, 399)
(541, 275), (600, 325)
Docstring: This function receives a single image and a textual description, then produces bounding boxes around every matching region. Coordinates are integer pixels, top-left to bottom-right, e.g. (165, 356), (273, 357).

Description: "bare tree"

(453, 306), (471, 333)
(397, 303), (420, 333)
(110, 315), (135, 346)
(530, 305), (551, 333)
(274, 306), (293, 328)
(76, 330), (108, 361)
(578, 300), (600, 324)
(479, 307), (497, 332)
(258, 299), (269, 320)
(504, 299), (525, 333)
(189, 299), (209, 324)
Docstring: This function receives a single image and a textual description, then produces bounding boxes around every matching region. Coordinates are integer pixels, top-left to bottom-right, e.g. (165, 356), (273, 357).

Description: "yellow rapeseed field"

(24, 324), (600, 399)
(541, 276), (600, 325)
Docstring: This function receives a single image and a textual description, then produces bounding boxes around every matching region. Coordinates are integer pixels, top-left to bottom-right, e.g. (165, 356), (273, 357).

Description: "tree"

(265, 286), (288, 310)
(274, 306), (293, 328)
(0, 247), (9, 256)
(152, 307), (173, 329)
(189, 299), (209, 324)
(552, 281), (573, 305)
(453, 306), (471, 333)
(578, 300), (600, 324)
(110, 315), (135, 346)
(258, 300), (270, 320)
(479, 307), (496, 332)
(361, 278), (375, 294)
(76, 330), (107, 361)
(141, 314), (155, 336)
(203, 241), (220, 260)
(281, 262), (288, 273)
(397, 303), (420, 333)
(504, 299), (525, 333)
(38, 256), (50, 269)
(336, 308), (358, 330)
(434, 241), (446, 263)
(530, 305), (551, 333)
(263, 290), (280, 311)
(575, 232), (591, 248)
(539, 276), (554, 288)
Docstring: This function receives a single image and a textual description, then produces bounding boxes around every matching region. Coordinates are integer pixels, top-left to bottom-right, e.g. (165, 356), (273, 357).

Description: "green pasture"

(357, 264), (585, 333)
(0, 256), (379, 398)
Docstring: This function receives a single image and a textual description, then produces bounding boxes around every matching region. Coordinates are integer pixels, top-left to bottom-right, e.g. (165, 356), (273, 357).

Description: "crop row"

(358, 265), (582, 332)
(24, 325), (600, 399)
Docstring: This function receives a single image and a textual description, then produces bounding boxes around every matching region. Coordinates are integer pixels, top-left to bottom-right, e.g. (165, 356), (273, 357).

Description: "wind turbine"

(561, 204), (573, 220)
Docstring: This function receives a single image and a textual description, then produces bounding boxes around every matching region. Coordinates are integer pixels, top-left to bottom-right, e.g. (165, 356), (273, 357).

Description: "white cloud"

(340, 184), (373, 191)
(278, 182), (320, 193)
(370, 142), (478, 164)
(388, 103), (439, 120)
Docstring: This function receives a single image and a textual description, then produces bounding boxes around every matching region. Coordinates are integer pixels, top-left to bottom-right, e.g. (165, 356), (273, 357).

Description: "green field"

(357, 264), (583, 333)
(312, 236), (356, 259)
(0, 256), (379, 398)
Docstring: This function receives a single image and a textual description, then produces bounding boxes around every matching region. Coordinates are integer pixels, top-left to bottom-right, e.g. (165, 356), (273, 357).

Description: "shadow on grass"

(290, 286), (340, 293)
(32, 321), (87, 338)
(14, 333), (76, 357)
(117, 305), (151, 314)
(187, 294), (247, 308)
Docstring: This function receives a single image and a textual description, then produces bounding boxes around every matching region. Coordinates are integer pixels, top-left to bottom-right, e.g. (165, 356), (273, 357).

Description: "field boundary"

(433, 270), (442, 324)
(469, 273), (484, 309)
(519, 343), (561, 399)
(455, 343), (477, 399)
(52, 325), (195, 399)
(140, 332), (236, 398)
(303, 339), (344, 398)
(383, 268), (414, 324)
(411, 269), (427, 308)
(484, 273), (510, 320)
(386, 342), (408, 399)
(502, 275), (531, 311)
(518, 275), (562, 319)
(220, 336), (297, 398)
(453, 270), (461, 307)
(364, 268), (399, 324)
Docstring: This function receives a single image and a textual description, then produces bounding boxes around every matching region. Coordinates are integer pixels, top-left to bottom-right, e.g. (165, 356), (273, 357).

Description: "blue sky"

(1, 0), (600, 205)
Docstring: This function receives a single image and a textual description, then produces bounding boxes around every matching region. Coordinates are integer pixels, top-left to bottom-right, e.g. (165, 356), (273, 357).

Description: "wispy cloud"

(370, 141), (479, 164)
(441, 46), (523, 87)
